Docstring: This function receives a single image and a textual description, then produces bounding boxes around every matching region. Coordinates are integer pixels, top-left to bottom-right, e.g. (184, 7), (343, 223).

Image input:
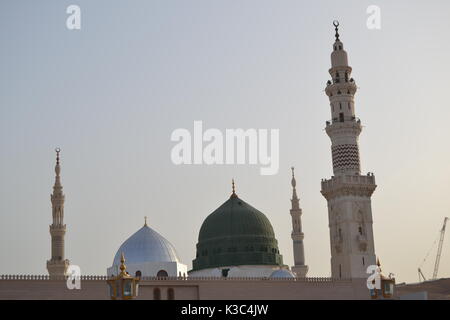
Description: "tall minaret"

(320, 21), (377, 279)
(290, 167), (308, 277)
(46, 148), (70, 278)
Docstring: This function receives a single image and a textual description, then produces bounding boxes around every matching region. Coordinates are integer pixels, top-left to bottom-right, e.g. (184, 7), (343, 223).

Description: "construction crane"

(432, 217), (448, 279)
(418, 217), (449, 282)
(418, 267), (427, 282)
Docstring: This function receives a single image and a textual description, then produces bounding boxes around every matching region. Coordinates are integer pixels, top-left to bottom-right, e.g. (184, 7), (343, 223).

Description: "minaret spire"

(47, 148), (70, 278)
(289, 167), (308, 277)
(321, 22), (377, 279)
(53, 148), (62, 194)
(291, 167), (299, 209)
(333, 20), (340, 41)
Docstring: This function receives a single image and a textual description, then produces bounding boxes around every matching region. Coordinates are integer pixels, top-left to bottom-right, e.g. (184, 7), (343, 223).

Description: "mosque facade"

(0, 23), (387, 300)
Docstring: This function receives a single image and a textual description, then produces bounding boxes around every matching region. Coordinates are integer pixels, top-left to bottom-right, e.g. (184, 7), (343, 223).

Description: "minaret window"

(339, 113), (344, 122)
(339, 102), (342, 110)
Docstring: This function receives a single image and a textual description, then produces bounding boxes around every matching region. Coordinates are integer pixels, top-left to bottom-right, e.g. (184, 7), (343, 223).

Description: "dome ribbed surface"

(192, 196), (283, 271)
(113, 225), (179, 266)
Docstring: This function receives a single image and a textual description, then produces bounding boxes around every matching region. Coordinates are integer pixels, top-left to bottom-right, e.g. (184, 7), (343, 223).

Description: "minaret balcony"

(325, 81), (357, 96)
(321, 173), (376, 200)
(326, 116), (360, 126)
(291, 232), (304, 241)
(325, 117), (362, 138)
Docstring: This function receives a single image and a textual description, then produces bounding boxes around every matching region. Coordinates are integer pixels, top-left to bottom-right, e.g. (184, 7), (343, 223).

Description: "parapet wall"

(0, 275), (370, 300)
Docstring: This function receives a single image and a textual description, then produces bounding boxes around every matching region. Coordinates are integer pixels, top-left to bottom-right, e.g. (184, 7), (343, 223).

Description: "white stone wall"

(188, 265), (286, 278)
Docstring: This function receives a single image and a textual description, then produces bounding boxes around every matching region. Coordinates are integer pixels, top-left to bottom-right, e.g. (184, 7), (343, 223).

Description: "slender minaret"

(290, 167), (308, 277)
(320, 21), (377, 279)
(47, 148), (70, 278)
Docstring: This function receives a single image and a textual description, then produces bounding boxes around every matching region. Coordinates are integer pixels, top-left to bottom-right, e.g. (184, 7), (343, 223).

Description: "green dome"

(192, 194), (283, 271)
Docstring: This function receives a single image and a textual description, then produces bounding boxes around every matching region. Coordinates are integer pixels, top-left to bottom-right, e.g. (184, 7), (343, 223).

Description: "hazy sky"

(1, 1), (450, 284)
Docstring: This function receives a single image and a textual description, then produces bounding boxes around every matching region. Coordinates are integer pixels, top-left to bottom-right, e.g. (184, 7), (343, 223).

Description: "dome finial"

(231, 178), (237, 198)
(119, 252), (127, 275)
(55, 147), (61, 165)
(53, 147), (62, 187)
(333, 20), (340, 41)
(144, 216), (147, 226)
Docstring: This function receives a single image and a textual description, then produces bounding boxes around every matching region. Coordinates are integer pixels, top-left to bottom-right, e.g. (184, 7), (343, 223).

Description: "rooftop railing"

(0, 274), (352, 283)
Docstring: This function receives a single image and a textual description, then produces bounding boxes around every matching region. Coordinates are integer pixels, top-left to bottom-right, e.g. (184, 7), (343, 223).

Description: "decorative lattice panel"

(331, 144), (360, 172)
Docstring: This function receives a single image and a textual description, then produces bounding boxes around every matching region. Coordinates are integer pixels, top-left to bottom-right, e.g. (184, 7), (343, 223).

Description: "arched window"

(157, 270), (169, 278)
(167, 288), (175, 300)
(135, 270), (142, 278)
(153, 288), (161, 300)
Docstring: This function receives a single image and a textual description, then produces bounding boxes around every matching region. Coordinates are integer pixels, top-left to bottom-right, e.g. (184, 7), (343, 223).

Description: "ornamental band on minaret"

(289, 167), (308, 277)
(46, 148), (70, 278)
(321, 21), (377, 279)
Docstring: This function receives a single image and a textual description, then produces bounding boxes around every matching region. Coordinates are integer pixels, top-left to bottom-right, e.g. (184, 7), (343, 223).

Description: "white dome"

(270, 269), (296, 278)
(112, 225), (180, 266)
